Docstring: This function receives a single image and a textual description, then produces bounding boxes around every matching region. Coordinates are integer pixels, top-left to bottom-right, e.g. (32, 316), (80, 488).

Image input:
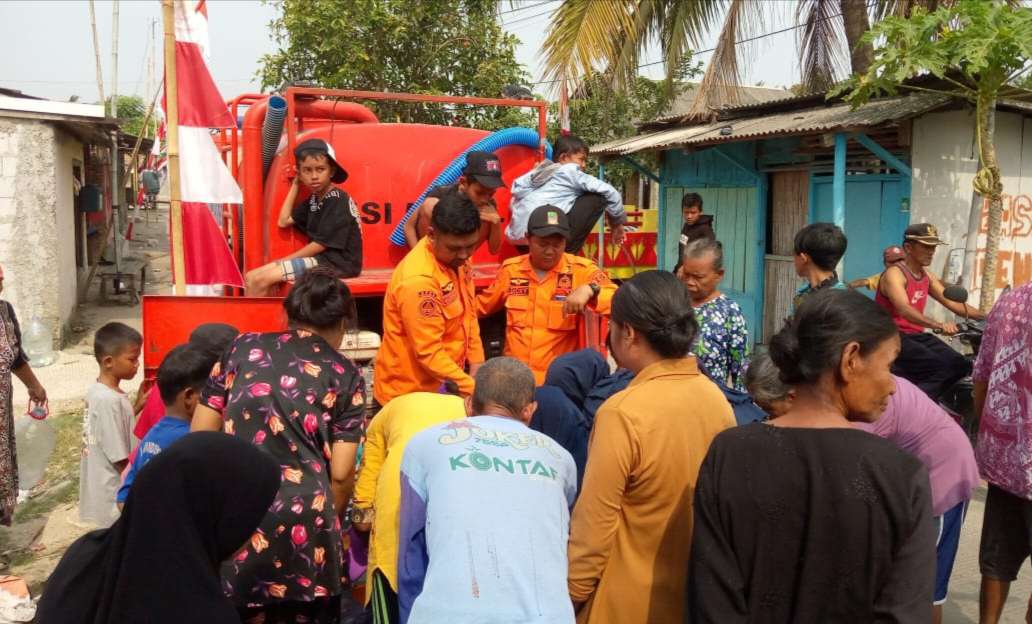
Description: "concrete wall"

(0, 117), (82, 347)
(54, 130), (83, 335)
(911, 109), (1032, 312)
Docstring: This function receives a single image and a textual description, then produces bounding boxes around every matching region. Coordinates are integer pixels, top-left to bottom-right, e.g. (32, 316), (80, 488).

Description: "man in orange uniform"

(478, 205), (616, 384)
(374, 193), (484, 406)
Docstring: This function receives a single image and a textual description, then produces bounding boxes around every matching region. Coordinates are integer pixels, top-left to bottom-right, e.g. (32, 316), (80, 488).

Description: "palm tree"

(540, 0), (946, 118)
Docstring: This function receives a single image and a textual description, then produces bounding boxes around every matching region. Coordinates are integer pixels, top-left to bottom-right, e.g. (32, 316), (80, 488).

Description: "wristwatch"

(350, 506), (374, 525)
(588, 283), (601, 300)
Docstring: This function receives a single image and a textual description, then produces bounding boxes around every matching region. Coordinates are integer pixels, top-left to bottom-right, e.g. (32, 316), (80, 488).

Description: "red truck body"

(142, 88), (553, 374)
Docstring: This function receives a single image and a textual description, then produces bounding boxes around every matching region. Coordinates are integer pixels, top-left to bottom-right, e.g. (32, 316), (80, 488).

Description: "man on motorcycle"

(875, 223), (985, 401)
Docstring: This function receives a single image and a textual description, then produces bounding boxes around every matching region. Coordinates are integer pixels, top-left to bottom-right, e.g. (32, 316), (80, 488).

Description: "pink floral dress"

(200, 330), (365, 610)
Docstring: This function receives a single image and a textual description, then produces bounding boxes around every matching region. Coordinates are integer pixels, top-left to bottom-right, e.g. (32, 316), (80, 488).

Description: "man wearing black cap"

(403, 150), (504, 254)
(478, 205), (616, 384)
(245, 138), (363, 296)
(875, 222), (986, 400)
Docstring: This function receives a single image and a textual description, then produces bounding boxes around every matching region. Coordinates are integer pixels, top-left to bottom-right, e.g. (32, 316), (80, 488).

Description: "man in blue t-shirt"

(116, 344), (214, 505)
(397, 357), (577, 624)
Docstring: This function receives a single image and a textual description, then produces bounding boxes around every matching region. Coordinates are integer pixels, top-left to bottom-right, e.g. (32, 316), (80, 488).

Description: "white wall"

(54, 130), (83, 334)
(911, 109), (1032, 312)
(0, 118), (82, 347)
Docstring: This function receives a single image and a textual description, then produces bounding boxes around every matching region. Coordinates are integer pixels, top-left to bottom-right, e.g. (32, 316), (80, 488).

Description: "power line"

(501, 5), (556, 27)
(497, 0), (554, 17)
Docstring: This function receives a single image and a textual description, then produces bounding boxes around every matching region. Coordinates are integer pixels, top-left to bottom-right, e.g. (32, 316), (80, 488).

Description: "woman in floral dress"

(676, 238), (749, 391)
(0, 265), (47, 526)
(193, 269), (366, 624)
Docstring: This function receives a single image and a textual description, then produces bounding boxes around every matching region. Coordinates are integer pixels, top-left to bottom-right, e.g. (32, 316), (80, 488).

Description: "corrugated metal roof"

(650, 84), (793, 123)
(592, 93), (951, 157)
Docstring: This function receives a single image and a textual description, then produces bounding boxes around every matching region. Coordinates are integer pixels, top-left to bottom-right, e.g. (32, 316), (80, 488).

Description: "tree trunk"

(976, 93), (1004, 312)
(840, 0), (873, 75)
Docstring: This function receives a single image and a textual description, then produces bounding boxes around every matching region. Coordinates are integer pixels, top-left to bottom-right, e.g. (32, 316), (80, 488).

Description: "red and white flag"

(166, 0), (243, 289)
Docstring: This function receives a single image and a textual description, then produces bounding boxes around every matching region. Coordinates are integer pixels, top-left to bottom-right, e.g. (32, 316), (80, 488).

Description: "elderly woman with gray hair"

(744, 349), (793, 418)
(677, 238), (750, 391)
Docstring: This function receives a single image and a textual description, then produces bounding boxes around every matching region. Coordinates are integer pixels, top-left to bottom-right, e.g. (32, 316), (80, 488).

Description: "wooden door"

(666, 185), (762, 343)
(812, 176), (909, 295)
(763, 171), (809, 341)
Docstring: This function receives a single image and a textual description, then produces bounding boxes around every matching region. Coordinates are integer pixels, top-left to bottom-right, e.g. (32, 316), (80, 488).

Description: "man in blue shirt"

(397, 357), (577, 624)
(116, 344), (214, 505)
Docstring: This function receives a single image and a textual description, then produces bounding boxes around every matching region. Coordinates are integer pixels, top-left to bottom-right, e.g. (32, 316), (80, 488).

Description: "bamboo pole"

(162, 0), (186, 296)
(88, 0), (105, 105)
(111, 0), (122, 273)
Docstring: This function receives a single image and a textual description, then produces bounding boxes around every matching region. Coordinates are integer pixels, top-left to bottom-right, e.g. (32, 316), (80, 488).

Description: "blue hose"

(388, 127), (552, 246)
(261, 95), (287, 178)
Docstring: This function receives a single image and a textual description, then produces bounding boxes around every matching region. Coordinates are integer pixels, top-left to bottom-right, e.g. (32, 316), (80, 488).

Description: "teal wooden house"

(592, 91), (1011, 343)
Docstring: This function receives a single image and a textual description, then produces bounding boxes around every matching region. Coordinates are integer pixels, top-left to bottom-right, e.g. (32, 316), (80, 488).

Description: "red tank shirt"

(875, 264), (929, 335)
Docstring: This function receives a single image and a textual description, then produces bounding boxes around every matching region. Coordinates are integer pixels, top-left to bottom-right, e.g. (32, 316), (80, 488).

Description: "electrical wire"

(497, 0), (555, 17)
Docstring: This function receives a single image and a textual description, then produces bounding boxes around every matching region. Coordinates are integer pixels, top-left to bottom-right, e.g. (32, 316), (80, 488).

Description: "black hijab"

(37, 432), (280, 624)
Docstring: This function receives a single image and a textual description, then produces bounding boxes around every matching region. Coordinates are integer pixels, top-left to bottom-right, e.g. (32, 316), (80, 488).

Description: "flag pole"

(162, 0), (186, 296)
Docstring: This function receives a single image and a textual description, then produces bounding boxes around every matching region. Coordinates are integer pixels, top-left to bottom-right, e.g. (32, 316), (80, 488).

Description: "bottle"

(22, 315), (56, 367)
(15, 400), (56, 491)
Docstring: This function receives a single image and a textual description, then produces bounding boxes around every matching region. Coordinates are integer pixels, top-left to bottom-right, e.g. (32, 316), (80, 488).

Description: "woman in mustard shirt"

(567, 271), (735, 624)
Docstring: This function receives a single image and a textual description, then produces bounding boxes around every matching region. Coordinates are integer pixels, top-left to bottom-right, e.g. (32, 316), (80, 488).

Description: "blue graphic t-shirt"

(397, 415), (577, 624)
(116, 416), (189, 504)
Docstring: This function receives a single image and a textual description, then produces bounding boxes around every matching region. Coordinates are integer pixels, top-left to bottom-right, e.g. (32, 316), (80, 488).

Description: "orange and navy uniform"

(477, 253), (615, 384)
(373, 238), (484, 404)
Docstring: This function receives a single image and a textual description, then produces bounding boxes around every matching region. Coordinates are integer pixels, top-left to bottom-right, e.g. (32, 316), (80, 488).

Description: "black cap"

(903, 223), (946, 246)
(527, 205), (570, 239)
(294, 138), (348, 184)
(462, 150), (505, 189)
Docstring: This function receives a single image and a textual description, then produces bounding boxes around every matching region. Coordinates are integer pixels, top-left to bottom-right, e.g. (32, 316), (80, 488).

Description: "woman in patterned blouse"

(677, 238), (750, 391)
(193, 268), (366, 624)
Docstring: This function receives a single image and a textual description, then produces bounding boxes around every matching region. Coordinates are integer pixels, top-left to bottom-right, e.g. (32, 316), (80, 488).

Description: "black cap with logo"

(462, 151), (505, 189)
(903, 223), (946, 246)
(527, 205), (570, 239)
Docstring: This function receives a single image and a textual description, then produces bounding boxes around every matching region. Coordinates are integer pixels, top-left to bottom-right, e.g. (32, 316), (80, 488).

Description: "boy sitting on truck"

(403, 150), (504, 254)
(506, 134), (627, 254)
(244, 138), (363, 296)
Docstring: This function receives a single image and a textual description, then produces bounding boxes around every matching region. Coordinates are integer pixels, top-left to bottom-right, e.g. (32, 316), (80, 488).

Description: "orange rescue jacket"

(478, 253), (615, 384)
(373, 238), (484, 404)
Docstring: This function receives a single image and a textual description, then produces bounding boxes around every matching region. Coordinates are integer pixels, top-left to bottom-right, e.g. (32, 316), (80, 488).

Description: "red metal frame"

(282, 87), (549, 165)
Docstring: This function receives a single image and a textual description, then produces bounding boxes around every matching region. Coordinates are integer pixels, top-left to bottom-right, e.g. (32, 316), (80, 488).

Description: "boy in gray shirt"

(79, 322), (144, 527)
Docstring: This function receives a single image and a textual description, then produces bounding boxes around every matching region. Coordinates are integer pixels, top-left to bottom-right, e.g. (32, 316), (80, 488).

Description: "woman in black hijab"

(37, 431), (280, 624)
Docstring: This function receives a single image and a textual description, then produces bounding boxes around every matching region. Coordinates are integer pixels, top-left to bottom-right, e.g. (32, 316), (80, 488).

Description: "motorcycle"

(937, 285), (985, 444)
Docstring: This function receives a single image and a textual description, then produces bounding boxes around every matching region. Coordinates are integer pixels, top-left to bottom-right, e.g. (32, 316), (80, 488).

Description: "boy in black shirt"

(244, 139), (362, 296)
(674, 192), (715, 273)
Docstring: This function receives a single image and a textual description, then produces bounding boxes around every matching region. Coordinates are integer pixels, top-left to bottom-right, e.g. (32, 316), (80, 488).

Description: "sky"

(0, 0), (803, 104)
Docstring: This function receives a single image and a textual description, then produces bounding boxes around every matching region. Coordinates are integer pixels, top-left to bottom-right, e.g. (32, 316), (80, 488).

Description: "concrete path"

(943, 485), (1032, 623)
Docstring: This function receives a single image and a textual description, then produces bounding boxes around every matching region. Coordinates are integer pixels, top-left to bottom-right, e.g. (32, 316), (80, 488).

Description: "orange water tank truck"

(142, 87), (610, 377)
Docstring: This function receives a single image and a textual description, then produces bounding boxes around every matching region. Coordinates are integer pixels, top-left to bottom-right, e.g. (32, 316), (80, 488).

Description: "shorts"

(280, 256), (319, 282)
(934, 500), (967, 604)
(979, 483), (1032, 582)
